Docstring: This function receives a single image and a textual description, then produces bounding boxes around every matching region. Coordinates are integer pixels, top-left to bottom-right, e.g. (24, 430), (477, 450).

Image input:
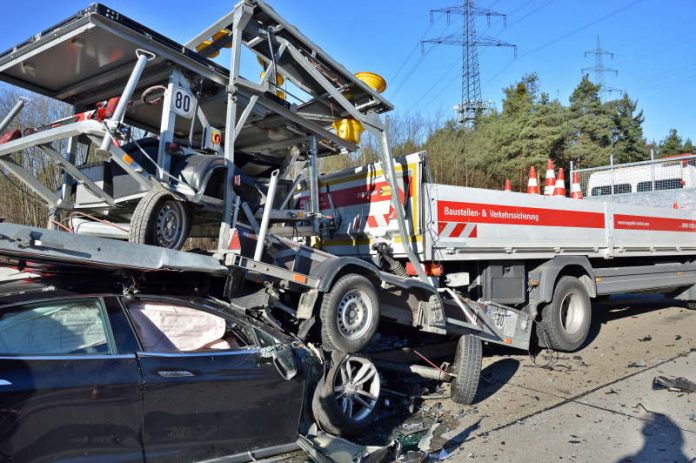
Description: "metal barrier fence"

(570, 153), (696, 198)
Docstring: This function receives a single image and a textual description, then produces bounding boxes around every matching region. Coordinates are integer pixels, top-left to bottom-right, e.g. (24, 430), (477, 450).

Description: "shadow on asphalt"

(584, 296), (689, 347)
(616, 412), (689, 463)
(477, 358), (520, 403)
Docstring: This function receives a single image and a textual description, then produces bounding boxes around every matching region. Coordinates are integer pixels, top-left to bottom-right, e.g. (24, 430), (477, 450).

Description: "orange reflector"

(405, 261), (444, 277)
(227, 228), (241, 252)
(122, 154), (134, 165)
(503, 338), (512, 344)
(293, 274), (308, 284)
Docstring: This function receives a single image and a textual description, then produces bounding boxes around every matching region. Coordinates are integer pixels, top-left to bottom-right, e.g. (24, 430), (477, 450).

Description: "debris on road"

(653, 375), (696, 393)
(299, 431), (394, 463)
(638, 335), (652, 342)
(628, 359), (647, 368)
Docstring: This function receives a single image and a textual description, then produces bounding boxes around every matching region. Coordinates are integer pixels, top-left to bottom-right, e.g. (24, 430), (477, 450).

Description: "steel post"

(100, 50), (154, 151)
(254, 169), (280, 261)
(0, 98), (28, 133)
(609, 154), (615, 196)
(308, 137), (320, 235)
(218, 6), (253, 254)
(650, 148), (655, 191)
(372, 125), (431, 285)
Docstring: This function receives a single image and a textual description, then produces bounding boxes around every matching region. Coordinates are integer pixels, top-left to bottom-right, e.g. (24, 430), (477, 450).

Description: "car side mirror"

(272, 346), (297, 380)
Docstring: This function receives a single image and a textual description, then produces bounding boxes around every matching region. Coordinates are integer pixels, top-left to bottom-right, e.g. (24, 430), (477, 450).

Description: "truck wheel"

(450, 334), (482, 405)
(312, 354), (380, 436)
(537, 276), (591, 352)
(129, 190), (190, 250)
(320, 274), (379, 353)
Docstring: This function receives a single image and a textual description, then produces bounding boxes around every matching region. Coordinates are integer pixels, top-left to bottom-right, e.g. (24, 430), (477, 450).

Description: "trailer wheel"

(537, 276), (591, 352)
(129, 190), (190, 250)
(450, 334), (482, 405)
(312, 354), (380, 436)
(320, 274), (379, 353)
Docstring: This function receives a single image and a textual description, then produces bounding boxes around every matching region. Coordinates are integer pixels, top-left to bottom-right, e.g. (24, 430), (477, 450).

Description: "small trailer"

(1, 1), (695, 408)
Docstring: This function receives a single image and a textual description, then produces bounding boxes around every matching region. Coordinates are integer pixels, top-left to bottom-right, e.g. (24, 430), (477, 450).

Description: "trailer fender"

(311, 257), (382, 293)
(527, 256), (596, 318)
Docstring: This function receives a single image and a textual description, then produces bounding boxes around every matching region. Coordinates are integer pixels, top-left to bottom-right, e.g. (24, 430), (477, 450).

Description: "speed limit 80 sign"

(171, 86), (195, 119)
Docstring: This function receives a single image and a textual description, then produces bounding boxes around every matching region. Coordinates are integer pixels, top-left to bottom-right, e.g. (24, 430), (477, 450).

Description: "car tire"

(312, 354), (380, 436)
(320, 274), (379, 353)
(129, 190), (190, 250)
(536, 276), (591, 352)
(687, 301), (696, 311)
(450, 334), (482, 405)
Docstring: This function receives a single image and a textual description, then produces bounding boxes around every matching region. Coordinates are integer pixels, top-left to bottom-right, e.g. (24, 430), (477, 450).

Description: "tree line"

(0, 74), (693, 226)
(325, 73), (693, 192)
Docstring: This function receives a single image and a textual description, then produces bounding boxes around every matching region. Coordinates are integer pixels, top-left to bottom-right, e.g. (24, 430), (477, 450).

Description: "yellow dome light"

(260, 71), (286, 100)
(212, 29), (231, 48)
(332, 118), (364, 144)
(195, 40), (219, 59)
(355, 71), (387, 94)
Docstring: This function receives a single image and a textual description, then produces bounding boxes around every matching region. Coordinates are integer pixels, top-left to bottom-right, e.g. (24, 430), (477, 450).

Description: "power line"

(405, 58), (462, 113)
(482, 0), (643, 89)
(522, 0), (643, 57)
(387, 15), (444, 86)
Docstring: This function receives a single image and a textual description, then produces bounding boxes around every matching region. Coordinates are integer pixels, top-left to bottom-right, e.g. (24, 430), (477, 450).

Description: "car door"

(123, 297), (305, 462)
(0, 296), (144, 462)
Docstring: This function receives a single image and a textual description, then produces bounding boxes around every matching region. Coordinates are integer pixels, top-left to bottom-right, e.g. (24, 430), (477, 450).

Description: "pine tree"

(660, 129), (685, 156)
(566, 75), (614, 167)
(607, 93), (647, 163)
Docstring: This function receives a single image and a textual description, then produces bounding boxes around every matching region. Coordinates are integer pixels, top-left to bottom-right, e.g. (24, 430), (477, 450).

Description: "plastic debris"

(653, 375), (696, 393)
(628, 359), (647, 368)
(417, 422), (439, 452)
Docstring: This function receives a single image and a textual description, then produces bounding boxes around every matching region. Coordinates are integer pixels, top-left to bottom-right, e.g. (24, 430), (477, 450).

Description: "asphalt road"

(283, 294), (696, 462)
(427, 294), (696, 462)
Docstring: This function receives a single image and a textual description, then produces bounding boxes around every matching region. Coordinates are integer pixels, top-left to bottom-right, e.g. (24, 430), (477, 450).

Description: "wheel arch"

(312, 257), (383, 293)
(528, 256), (596, 317)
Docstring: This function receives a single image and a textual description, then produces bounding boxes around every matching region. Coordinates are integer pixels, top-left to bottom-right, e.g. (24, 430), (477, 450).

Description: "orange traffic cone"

(504, 179), (512, 192)
(543, 159), (556, 196)
(673, 202), (680, 209)
(570, 172), (583, 199)
(527, 166), (540, 194)
(553, 168), (566, 196)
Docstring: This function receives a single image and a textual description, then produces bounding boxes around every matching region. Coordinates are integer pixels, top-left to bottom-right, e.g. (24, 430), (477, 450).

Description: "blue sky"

(2, 0), (694, 143)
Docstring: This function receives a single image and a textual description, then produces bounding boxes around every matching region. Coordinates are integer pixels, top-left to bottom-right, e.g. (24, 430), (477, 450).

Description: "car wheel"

(687, 301), (696, 311)
(129, 190), (190, 250)
(312, 354), (380, 436)
(536, 276), (591, 352)
(450, 334), (482, 405)
(319, 274), (380, 353)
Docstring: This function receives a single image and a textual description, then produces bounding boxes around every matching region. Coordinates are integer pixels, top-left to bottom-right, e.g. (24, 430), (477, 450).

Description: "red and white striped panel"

(437, 222), (478, 238)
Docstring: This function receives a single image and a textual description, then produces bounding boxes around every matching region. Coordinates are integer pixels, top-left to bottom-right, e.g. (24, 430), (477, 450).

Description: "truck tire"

(320, 274), (379, 353)
(537, 276), (591, 352)
(450, 334), (482, 405)
(312, 354), (380, 436)
(129, 190), (190, 250)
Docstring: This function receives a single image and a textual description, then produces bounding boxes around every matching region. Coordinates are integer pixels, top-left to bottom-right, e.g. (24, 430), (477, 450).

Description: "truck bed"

(308, 153), (696, 263)
(425, 184), (696, 261)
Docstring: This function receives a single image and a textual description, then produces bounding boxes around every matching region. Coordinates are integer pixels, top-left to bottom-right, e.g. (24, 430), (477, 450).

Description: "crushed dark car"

(0, 264), (381, 462)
